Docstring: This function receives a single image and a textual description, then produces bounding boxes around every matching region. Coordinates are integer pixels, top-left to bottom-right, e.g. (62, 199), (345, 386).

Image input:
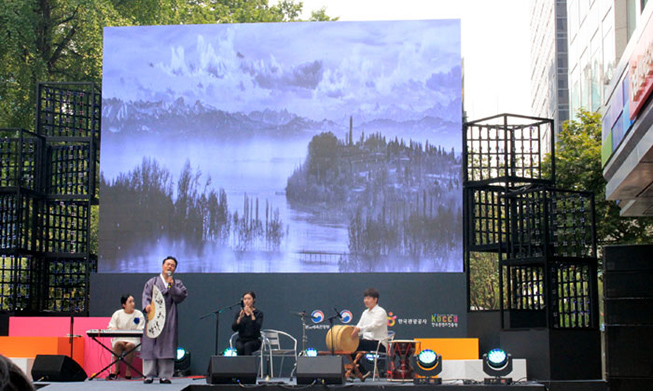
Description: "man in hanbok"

(141, 256), (188, 384)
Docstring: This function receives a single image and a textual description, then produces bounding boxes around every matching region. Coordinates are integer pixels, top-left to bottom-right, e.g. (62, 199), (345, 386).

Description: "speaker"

(609, 378), (653, 391)
(604, 244), (653, 272)
(604, 244), (653, 382)
(296, 355), (345, 385)
(604, 271), (653, 298)
(31, 355), (87, 382)
(604, 297), (653, 325)
(605, 325), (653, 378)
(206, 355), (258, 384)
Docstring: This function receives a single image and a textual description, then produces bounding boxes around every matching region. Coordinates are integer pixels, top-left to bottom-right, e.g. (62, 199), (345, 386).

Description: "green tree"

(468, 252), (500, 310)
(0, 0), (335, 129)
(0, 0), (126, 129)
(543, 109), (653, 245)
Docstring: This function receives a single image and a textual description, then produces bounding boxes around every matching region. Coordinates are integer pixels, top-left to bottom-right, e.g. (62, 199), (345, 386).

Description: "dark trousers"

(354, 339), (386, 375)
(236, 338), (262, 356)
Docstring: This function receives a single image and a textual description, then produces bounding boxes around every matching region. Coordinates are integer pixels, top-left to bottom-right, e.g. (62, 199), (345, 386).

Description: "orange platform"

(414, 338), (479, 360)
(0, 336), (85, 364)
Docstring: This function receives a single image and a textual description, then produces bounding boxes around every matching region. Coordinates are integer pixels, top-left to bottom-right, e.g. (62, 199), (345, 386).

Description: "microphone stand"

(300, 315), (308, 353)
(327, 310), (340, 356)
(200, 301), (242, 356)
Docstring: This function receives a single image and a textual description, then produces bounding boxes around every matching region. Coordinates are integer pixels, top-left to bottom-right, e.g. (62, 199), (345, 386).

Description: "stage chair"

(229, 332), (266, 377)
(261, 329), (297, 378)
(372, 330), (395, 381)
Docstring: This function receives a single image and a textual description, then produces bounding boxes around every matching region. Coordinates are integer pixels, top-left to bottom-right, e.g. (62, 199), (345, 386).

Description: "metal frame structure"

(0, 82), (100, 314)
(463, 114), (599, 330)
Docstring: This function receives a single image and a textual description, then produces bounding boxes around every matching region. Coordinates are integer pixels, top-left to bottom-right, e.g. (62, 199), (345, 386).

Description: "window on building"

(569, 0), (579, 42)
(627, 0), (637, 40)
(602, 16), (615, 99)
(591, 32), (602, 111)
(571, 78), (580, 116)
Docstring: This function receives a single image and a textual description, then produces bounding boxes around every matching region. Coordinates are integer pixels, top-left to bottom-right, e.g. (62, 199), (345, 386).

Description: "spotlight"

(223, 347), (238, 357)
(410, 349), (442, 384)
(174, 347), (191, 377)
(176, 347), (188, 361)
(482, 348), (512, 385)
(303, 348), (318, 357)
(364, 352), (379, 363)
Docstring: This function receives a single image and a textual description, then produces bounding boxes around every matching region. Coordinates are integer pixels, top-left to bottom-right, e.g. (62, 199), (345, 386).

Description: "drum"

(388, 340), (418, 381)
(325, 325), (359, 353)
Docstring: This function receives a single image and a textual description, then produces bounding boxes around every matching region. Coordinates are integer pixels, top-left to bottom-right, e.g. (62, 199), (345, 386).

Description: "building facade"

(567, 0), (619, 119)
(602, 0), (653, 216)
(530, 0), (569, 147)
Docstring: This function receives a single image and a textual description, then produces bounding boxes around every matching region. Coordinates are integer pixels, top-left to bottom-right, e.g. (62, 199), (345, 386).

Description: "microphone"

(334, 307), (343, 319)
(240, 299), (244, 308)
(167, 271), (172, 277)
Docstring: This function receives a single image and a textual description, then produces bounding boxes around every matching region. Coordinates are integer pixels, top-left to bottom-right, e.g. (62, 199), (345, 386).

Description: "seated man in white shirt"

(351, 288), (388, 378)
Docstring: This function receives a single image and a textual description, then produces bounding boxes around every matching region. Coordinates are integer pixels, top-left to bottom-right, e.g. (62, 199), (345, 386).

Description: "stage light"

(410, 349), (442, 384)
(482, 348), (512, 385)
(303, 348), (318, 357)
(176, 347), (188, 361)
(417, 350), (439, 368)
(223, 347), (238, 357)
(364, 352), (379, 363)
(174, 347), (191, 377)
(486, 349), (508, 368)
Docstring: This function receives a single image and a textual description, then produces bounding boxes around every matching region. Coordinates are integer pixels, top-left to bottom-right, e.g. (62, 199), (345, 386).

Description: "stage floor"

(34, 376), (550, 391)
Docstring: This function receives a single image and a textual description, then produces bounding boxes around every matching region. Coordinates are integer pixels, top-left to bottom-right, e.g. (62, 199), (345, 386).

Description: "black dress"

(231, 309), (264, 355)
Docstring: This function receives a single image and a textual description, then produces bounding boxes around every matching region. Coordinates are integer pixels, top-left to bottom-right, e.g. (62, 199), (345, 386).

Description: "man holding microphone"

(141, 256), (188, 384)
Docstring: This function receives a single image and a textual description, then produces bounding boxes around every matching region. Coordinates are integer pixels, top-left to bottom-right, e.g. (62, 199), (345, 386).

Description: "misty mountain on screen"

(102, 97), (460, 149)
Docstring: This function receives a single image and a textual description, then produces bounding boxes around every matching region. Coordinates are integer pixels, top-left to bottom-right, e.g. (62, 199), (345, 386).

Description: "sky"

(292, 0), (532, 121)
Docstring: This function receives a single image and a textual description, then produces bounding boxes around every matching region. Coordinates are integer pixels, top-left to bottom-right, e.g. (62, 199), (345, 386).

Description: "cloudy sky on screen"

(103, 20), (460, 122)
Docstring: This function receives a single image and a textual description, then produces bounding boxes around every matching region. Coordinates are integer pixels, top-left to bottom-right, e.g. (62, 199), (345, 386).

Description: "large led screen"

(99, 20), (462, 273)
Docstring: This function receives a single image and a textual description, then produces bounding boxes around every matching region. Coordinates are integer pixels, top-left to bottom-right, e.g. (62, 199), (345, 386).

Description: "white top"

(355, 304), (389, 343)
(108, 309), (145, 347)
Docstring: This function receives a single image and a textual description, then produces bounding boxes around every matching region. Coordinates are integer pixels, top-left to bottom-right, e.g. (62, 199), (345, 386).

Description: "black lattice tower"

(0, 128), (45, 311)
(463, 113), (599, 330)
(0, 82), (100, 314)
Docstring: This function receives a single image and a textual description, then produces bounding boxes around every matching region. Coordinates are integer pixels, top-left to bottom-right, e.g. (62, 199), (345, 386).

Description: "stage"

(33, 377), (607, 391)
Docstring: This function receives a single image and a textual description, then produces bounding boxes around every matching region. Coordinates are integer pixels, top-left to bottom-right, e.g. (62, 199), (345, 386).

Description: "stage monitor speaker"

(206, 355), (258, 384)
(31, 354), (87, 382)
(296, 355), (345, 385)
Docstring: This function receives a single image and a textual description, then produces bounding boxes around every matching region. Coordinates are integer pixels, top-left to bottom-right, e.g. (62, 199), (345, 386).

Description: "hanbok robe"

(140, 275), (188, 360)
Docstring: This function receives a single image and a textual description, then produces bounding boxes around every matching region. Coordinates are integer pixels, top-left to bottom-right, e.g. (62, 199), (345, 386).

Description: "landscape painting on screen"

(99, 20), (462, 273)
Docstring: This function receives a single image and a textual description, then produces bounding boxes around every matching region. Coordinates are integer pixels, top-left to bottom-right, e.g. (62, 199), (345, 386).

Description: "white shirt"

(108, 309), (145, 347)
(355, 304), (388, 342)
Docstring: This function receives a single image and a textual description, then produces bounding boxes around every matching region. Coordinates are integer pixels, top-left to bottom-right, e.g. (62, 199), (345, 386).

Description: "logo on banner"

(394, 314), (428, 326)
(431, 313), (459, 328)
(387, 312), (397, 327)
(311, 310), (324, 323)
(340, 310), (353, 323)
